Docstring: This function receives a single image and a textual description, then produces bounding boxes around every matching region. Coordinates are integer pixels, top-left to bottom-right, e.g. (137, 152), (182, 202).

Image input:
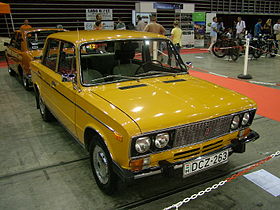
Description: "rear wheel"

(38, 93), (54, 122)
(89, 138), (118, 195)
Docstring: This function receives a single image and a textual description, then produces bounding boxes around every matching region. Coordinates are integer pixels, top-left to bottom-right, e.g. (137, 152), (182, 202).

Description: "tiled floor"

(0, 53), (279, 210)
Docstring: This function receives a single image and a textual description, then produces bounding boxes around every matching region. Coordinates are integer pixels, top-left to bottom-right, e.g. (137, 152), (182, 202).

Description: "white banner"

(86, 9), (113, 21)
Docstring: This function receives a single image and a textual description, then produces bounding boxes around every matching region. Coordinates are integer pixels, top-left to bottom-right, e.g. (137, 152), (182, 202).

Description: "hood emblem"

(204, 127), (211, 136)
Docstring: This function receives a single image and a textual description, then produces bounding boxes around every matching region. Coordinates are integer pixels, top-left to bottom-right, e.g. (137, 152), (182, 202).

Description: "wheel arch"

(84, 127), (110, 154)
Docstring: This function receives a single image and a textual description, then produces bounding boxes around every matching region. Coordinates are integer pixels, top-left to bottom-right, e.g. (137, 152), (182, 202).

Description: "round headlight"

(231, 115), (240, 130)
(135, 137), (151, 153)
(155, 133), (170, 149)
(242, 112), (250, 126)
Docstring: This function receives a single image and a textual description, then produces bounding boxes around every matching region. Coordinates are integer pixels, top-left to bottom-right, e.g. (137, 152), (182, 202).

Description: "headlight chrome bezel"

(241, 112), (250, 126)
(135, 136), (151, 154)
(155, 133), (170, 149)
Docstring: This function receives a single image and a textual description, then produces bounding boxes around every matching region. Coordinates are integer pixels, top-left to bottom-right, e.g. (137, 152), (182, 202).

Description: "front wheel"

(212, 42), (226, 58)
(90, 139), (118, 195)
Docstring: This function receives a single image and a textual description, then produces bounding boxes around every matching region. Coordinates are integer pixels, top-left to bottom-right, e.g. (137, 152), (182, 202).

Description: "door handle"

(51, 81), (56, 87)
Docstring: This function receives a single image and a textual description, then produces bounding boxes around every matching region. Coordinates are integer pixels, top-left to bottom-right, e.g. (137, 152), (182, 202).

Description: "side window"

(15, 33), (22, 50)
(10, 33), (18, 48)
(43, 39), (60, 71)
(58, 42), (76, 75)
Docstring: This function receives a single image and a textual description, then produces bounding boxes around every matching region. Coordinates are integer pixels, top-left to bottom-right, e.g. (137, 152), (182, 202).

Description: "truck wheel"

(89, 138), (118, 195)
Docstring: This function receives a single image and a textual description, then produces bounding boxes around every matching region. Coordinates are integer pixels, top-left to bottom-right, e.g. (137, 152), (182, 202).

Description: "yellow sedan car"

(5, 28), (66, 90)
(30, 30), (259, 194)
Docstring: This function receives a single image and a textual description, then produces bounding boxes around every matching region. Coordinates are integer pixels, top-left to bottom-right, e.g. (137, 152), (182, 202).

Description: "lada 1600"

(5, 28), (65, 90)
(30, 30), (259, 194)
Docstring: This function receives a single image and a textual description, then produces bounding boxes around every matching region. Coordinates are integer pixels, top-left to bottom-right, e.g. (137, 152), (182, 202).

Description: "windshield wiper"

(91, 74), (140, 83)
(136, 71), (180, 77)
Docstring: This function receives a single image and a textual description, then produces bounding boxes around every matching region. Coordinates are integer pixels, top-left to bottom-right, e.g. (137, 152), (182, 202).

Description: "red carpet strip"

(180, 48), (208, 55)
(189, 69), (280, 122)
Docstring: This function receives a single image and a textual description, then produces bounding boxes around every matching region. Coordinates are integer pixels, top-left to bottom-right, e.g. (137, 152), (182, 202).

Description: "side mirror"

(4, 42), (9, 47)
(186, 62), (192, 68)
(62, 73), (76, 82)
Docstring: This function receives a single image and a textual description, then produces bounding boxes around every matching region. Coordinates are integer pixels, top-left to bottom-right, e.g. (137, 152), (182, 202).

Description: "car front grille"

(173, 115), (233, 148)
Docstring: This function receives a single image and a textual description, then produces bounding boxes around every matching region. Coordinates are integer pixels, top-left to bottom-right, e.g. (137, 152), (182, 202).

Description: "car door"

(6, 32), (23, 73)
(39, 38), (77, 136)
(51, 41), (77, 135)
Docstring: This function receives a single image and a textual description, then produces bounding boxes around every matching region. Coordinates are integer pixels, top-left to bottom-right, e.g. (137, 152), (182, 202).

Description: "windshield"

(27, 30), (64, 50)
(80, 39), (187, 85)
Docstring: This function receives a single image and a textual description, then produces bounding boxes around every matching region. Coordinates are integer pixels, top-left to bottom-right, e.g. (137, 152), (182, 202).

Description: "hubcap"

(39, 97), (45, 115)
(23, 77), (28, 87)
(93, 145), (109, 184)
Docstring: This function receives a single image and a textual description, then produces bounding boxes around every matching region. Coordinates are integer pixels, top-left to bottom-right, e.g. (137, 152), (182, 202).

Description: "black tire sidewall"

(89, 139), (117, 195)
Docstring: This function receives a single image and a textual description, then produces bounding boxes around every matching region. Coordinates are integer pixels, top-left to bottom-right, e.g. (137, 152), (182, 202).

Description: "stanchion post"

(238, 37), (252, 79)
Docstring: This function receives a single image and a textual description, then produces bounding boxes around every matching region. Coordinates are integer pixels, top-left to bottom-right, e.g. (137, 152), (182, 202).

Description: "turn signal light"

(129, 159), (144, 171)
(238, 128), (250, 138)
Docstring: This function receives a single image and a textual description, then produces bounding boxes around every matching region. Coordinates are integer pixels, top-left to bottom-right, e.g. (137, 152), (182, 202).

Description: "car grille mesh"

(173, 115), (233, 148)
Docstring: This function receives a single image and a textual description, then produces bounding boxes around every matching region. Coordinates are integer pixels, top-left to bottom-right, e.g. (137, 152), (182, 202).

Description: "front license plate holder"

(183, 150), (229, 178)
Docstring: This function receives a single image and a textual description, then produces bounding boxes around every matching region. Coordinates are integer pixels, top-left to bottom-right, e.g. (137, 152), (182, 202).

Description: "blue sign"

(153, 3), (183, 10)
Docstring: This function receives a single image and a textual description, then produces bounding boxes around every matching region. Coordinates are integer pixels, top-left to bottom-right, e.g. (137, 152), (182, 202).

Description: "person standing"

(263, 19), (272, 35)
(115, 17), (126, 30)
(94, 13), (104, 30)
(20, 19), (32, 31)
(136, 15), (146, 31)
(144, 15), (166, 35)
(273, 19), (280, 41)
(236, 16), (246, 39)
(217, 17), (225, 37)
(254, 19), (262, 37)
(94, 21), (102, 30)
(170, 21), (182, 53)
(208, 16), (218, 52)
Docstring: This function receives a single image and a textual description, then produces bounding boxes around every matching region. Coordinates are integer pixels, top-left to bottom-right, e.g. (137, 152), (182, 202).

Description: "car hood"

(91, 74), (256, 133)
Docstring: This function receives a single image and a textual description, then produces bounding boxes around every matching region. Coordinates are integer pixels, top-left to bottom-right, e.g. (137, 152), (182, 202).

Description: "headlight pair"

(135, 133), (170, 154)
(231, 112), (251, 130)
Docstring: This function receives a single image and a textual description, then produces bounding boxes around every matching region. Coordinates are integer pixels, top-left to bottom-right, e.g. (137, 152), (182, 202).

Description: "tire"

(8, 67), (16, 76)
(5, 55), (15, 76)
(230, 48), (239, 61)
(89, 138), (118, 195)
(38, 93), (54, 122)
(212, 42), (226, 58)
(22, 74), (31, 91)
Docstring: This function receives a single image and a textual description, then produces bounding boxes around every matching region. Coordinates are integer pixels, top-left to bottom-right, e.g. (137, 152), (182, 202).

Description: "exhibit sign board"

(193, 12), (206, 47)
(86, 9), (113, 20)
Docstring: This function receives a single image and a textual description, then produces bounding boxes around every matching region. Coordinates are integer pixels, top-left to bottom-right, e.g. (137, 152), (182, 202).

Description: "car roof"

(46, 30), (167, 45)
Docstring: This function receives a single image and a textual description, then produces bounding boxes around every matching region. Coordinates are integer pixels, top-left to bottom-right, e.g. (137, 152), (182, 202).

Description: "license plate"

(183, 150), (229, 178)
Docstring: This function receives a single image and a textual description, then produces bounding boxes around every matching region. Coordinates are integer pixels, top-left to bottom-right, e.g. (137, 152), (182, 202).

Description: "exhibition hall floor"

(0, 52), (279, 210)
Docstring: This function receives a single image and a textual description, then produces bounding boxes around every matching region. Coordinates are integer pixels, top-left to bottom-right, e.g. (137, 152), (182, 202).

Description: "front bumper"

(112, 130), (260, 182)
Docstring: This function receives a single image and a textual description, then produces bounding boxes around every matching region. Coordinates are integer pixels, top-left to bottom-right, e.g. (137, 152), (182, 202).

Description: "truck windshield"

(80, 39), (187, 85)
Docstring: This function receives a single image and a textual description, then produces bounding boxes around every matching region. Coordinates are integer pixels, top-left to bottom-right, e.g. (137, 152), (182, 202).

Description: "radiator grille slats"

(173, 115), (232, 148)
